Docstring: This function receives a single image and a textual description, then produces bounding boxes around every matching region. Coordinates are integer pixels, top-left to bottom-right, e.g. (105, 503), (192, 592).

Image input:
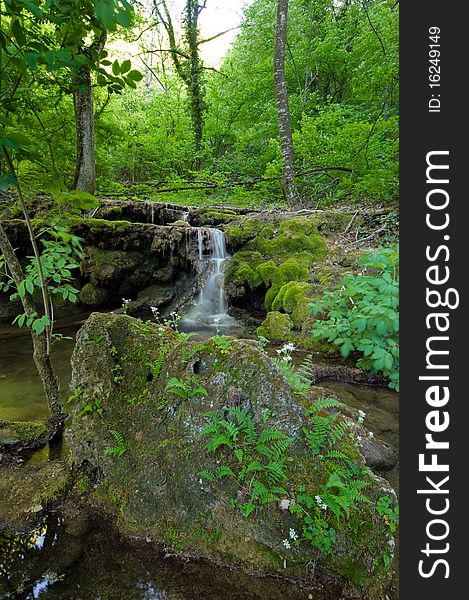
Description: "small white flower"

(358, 410), (366, 418)
(214, 317), (221, 324)
(368, 431), (374, 438)
(282, 539), (291, 549)
(357, 435), (362, 442)
(289, 528), (298, 541)
(276, 349), (283, 355)
(282, 355), (292, 363)
(321, 502), (328, 511)
(158, 327), (165, 332)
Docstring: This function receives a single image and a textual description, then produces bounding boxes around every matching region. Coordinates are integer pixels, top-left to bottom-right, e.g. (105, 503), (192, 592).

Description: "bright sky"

(169, 0), (253, 66)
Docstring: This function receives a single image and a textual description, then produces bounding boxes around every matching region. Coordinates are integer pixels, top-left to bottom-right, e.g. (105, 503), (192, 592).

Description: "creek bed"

(1, 317), (399, 599)
(0, 513), (335, 600)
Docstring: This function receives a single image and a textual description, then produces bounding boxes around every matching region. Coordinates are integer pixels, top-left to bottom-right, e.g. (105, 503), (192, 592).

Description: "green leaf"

(0, 172), (18, 191)
(120, 59), (131, 73)
(25, 279), (34, 294)
(112, 60), (120, 76)
(127, 69), (143, 82)
(11, 20), (26, 47)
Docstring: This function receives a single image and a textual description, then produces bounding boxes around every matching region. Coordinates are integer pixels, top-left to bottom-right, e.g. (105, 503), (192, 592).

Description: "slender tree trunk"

(0, 224), (63, 418)
(154, 0), (205, 169)
(185, 0), (204, 166)
(73, 63), (96, 194)
(274, 0), (300, 206)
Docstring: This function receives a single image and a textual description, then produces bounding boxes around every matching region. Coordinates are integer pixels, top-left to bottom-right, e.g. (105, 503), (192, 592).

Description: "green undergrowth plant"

(199, 407), (292, 517)
(78, 396), (104, 417)
(198, 389), (396, 557)
(376, 495), (399, 533)
(309, 247), (399, 390)
(269, 343), (319, 398)
(106, 430), (127, 458)
(165, 376), (208, 400)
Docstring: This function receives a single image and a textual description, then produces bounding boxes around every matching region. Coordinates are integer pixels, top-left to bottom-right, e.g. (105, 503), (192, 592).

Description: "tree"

(274, 0), (300, 205)
(73, 33), (107, 194)
(153, 0), (207, 167)
(0, 0), (135, 419)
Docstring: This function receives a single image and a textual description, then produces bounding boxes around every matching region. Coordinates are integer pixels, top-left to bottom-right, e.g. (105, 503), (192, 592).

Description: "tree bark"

(73, 63), (96, 194)
(154, 0), (205, 168)
(274, 0), (301, 206)
(185, 0), (204, 163)
(0, 224), (63, 418)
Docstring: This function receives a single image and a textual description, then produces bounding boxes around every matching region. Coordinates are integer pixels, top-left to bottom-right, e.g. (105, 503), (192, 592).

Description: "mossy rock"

(190, 208), (241, 227)
(79, 283), (109, 307)
(256, 311), (294, 341)
(65, 313), (395, 596)
(0, 461), (70, 531)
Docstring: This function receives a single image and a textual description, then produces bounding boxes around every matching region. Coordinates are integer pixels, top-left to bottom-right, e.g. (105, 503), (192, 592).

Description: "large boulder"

(65, 313), (396, 597)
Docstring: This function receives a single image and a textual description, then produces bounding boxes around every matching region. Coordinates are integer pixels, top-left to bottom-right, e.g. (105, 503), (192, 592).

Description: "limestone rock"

(65, 313), (396, 596)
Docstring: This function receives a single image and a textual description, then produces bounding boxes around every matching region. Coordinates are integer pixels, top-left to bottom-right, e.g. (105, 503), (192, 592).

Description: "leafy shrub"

(309, 247), (399, 390)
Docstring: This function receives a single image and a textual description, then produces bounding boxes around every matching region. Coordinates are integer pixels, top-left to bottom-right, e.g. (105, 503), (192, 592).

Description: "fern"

(198, 408), (292, 517)
(106, 430), (126, 458)
(297, 353), (316, 385)
(307, 397), (345, 414)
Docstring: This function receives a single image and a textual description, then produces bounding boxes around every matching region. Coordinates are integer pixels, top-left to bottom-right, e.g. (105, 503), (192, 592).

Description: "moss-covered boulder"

(79, 283), (109, 307)
(0, 462), (70, 532)
(223, 211), (365, 345)
(256, 311), (294, 340)
(65, 313), (396, 597)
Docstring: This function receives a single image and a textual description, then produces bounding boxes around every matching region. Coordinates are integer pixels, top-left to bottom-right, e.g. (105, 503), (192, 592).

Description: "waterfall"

(182, 228), (236, 330)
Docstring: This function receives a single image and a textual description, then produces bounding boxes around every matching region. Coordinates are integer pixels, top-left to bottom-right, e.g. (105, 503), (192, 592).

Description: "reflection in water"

(0, 321), (79, 422)
(0, 515), (330, 600)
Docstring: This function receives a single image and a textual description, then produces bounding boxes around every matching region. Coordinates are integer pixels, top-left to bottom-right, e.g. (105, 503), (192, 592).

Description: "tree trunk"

(185, 0), (204, 166)
(274, 0), (300, 206)
(0, 224), (63, 418)
(154, 0), (205, 169)
(73, 64), (96, 194)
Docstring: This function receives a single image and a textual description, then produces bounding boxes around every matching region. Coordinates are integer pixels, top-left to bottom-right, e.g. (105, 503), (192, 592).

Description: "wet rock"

(0, 461), (70, 532)
(360, 437), (397, 471)
(134, 284), (176, 310)
(79, 283), (109, 307)
(65, 313), (396, 596)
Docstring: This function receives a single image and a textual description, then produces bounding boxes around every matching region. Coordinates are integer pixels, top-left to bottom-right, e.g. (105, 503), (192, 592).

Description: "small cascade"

(182, 228), (236, 330)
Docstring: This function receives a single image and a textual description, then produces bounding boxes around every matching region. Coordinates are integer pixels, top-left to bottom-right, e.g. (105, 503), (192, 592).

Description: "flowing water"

(181, 228), (238, 332)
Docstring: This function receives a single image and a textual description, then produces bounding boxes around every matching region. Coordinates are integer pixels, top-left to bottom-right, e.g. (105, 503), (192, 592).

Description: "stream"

(1, 273), (399, 599)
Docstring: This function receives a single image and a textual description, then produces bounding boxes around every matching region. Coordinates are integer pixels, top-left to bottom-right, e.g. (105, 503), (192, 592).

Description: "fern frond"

(215, 465), (236, 479)
(258, 428), (289, 445)
(308, 397), (345, 415)
(207, 434), (233, 452)
(199, 469), (216, 482)
(266, 461), (286, 483)
(246, 460), (263, 474)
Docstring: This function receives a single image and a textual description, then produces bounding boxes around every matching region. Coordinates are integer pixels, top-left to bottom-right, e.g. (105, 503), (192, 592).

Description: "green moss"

(271, 281), (313, 326)
(69, 216), (132, 234)
(13, 421), (47, 444)
(196, 209), (240, 224)
(79, 282), (109, 306)
(248, 217), (328, 262)
(76, 475), (92, 493)
(226, 217), (328, 328)
(34, 470), (71, 505)
(256, 311), (293, 340)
